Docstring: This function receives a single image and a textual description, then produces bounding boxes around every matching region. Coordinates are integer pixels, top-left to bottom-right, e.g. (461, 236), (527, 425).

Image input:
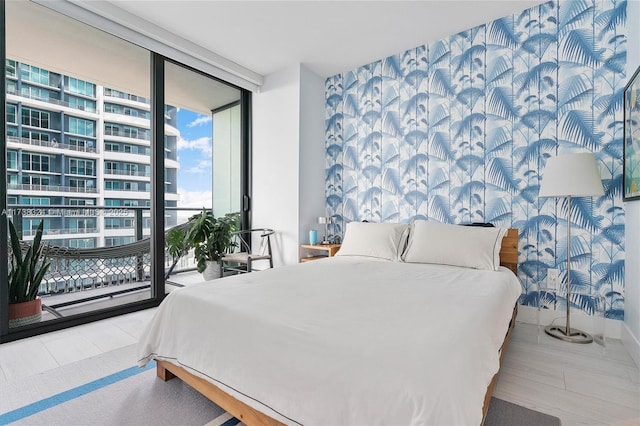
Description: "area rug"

(0, 361), (561, 425)
(485, 397), (561, 426)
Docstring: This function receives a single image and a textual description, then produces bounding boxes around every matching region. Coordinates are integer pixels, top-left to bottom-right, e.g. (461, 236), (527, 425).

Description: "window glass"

(7, 151), (17, 169)
(7, 80), (16, 95)
(21, 153), (50, 171)
(3, 0), (247, 335)
(68, 117), (95, 137)
(21, 107), (49, 128)
(68, 96), (96, 112)
(21, 85), (50, 102)
(68, 198), (95, 206)
(68, 138), (94, 152)
(67, 77), (95, 97)
(7, 104), (16, 123)
(68, 158), (95, 176)
(21, 130), (50, 142)
(20, 63), (50, 85)
(21, 197), (50, 205)
(6, 59), (16, 77)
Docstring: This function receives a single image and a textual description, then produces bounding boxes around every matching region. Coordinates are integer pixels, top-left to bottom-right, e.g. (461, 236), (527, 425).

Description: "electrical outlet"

(547, 268), (560, 290)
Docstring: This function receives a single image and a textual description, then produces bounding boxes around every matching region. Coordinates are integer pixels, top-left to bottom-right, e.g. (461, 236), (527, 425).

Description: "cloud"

(187, 115), (212, 128)
(177, 188), (212, 208)
(177, 136), (212, 156)
(187, 159), (212, 174)
(176, 188), (213, 223)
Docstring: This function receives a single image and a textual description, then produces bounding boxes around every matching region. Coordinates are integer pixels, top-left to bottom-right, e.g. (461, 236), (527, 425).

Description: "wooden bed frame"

(157, 228), (520, 426)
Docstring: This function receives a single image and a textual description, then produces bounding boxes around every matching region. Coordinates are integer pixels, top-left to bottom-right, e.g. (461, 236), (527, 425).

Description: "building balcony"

(22, 227), (100, 237)
(104, 169), (151, 178)
(103, 128), (150, 143)
(103, 112), (150, 129)
(7, 135), (98, 154)
(103, 89), (150, 106)
(7, 91), (98, 117)
(8, 183), (99, 194)
(104, 186), (150, 193)
(7, 206), (214, 323)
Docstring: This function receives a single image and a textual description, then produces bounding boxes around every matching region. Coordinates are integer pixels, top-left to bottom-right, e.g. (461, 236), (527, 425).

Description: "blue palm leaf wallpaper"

(324, 0), (627, 320)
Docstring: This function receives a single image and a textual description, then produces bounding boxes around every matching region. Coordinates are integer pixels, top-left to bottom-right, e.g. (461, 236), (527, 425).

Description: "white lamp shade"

(539, 153), (604, 198)
(318, 216), (329, 224)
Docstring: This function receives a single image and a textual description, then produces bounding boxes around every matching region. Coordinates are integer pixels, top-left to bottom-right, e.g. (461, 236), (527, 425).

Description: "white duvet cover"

(138, 257), (522, 425)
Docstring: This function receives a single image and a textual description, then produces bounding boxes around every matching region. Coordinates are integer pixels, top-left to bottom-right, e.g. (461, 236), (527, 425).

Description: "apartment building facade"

(6, 59), (180, 248)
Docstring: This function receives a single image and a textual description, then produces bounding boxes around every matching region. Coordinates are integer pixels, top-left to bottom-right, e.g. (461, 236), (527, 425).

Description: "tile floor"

(0, 308), (154, 383)
(0, 311), (638, 426)
(494, 323), (640, 425)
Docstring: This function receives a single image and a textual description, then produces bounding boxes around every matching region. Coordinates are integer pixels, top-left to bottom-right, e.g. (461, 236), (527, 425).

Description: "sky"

(175, 108), (213, 216)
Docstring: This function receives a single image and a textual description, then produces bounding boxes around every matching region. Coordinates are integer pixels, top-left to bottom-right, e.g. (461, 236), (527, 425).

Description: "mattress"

(138, 256), (522, 425)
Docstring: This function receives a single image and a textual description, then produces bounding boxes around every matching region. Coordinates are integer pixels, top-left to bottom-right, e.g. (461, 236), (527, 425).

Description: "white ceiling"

(107, 0), (547, 79)
(11, 0), (546, 111)
(8, 1), (241, 114)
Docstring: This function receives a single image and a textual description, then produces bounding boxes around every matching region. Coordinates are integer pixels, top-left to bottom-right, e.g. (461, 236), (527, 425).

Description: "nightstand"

(300, 244), (341, 262)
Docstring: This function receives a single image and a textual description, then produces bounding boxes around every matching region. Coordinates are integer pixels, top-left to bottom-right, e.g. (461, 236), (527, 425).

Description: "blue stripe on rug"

(0, 361), (156, 424)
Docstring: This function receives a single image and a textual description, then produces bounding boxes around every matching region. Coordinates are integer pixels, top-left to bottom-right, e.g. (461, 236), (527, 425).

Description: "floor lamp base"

(545, 325), (593, 344)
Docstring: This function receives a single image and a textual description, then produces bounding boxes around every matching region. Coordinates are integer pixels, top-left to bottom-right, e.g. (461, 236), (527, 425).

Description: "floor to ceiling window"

(1, 1), (251, 342)
(162, 61), (243, 287)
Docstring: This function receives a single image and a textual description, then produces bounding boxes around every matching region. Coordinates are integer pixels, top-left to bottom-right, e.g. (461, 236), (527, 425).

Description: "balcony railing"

(8, 183), (99, 193)
(21, 227), (99, 236)
(105, 169), (151, 177)
(8, 206), (209, 300)
(103, 128), (150, 141)
(7, 87), (97, 113)
(103, 89), (150, 104)
(7, 135), (98, 153)
(105, 147), (151, 156)
(104, 186), (149, 192)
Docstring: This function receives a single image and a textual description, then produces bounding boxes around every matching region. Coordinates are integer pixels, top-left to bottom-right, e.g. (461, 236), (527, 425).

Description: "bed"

(138, 222), (521, 425)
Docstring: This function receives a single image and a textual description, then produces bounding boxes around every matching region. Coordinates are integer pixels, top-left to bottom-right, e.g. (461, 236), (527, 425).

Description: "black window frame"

(0, 2), (252, 342)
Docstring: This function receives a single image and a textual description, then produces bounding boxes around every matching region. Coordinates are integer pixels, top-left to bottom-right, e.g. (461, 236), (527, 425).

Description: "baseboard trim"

(622, 323), (640, 369)
(516, 305), (622, 339)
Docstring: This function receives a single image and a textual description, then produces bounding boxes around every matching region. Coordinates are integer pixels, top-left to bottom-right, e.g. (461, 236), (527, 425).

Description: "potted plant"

(167, 210), (239, 280)
(165, 223), (189, 279)
(8, 219), (50, 327)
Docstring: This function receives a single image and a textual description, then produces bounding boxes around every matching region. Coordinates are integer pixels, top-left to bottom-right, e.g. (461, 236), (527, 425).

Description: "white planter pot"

(202, 261), (222, 281)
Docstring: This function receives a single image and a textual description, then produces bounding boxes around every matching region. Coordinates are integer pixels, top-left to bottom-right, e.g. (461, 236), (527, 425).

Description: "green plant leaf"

(8, 219), (50, 303)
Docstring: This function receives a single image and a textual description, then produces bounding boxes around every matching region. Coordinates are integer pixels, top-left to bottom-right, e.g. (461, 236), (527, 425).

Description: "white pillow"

(336, 222), (409, 261)
(402, 221), (507, 270)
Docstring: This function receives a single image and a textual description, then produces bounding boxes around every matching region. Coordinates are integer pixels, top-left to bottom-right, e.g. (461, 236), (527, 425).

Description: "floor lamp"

(538, 152), (604, 344)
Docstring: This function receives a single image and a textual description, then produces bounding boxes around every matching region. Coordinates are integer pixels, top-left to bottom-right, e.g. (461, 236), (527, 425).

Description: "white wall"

(298, 65), (327, 250)
(252, 64), (325, 266)
(253, 65), (301, 266)
(624, 0), (640, 368)
(254, 7), (640, 365)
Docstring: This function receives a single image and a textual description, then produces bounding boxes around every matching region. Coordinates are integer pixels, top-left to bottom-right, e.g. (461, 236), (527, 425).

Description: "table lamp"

(538, 152), (604, 343)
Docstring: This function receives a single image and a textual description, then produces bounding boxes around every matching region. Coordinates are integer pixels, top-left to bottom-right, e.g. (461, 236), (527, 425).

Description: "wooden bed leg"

(157, 361), (175, 381)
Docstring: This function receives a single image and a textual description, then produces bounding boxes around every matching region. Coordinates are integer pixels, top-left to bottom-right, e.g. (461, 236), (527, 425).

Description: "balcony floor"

(37, 270), (203, 322)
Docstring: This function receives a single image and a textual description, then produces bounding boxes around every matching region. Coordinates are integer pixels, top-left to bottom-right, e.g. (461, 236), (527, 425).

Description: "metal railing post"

(15, 210), (23, 238)
(135, 208), (144, 282)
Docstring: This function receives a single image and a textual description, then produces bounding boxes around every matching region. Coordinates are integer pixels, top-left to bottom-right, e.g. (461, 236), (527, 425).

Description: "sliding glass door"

(0, 1), (251, 342)
(162, 61), (244, 288)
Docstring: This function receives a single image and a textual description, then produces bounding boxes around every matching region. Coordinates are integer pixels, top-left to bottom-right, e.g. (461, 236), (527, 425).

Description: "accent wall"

(324, 0), (627, 319)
